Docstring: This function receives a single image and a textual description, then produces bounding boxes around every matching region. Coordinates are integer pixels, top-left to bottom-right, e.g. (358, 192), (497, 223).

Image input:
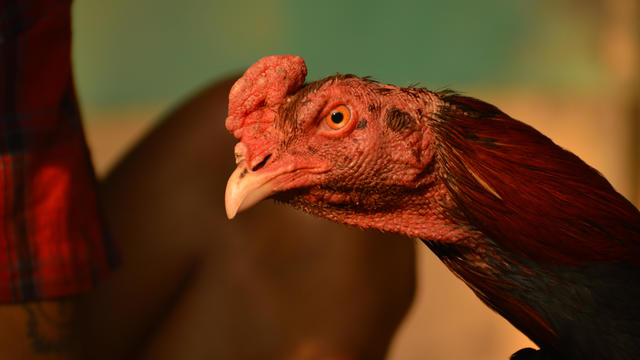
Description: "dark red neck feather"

(431, 94), (640, 266)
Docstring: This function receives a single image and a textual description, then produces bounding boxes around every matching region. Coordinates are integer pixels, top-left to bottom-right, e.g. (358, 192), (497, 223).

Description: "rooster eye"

(325, 105), (351, 130)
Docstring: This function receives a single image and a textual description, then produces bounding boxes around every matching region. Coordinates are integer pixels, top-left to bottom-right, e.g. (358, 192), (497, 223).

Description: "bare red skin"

(226, 56), (467, 242)
(226, 55), (640, 359)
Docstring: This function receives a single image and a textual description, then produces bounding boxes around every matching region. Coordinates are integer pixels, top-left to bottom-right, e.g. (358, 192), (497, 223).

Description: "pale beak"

(225, 162), (285, 219)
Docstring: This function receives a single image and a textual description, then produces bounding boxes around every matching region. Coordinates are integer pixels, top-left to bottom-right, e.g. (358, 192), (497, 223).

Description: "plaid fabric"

(0, 0), (117, 302)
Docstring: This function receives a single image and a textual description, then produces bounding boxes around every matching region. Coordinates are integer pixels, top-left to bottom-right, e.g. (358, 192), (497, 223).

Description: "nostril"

(251, 154), (272, 172)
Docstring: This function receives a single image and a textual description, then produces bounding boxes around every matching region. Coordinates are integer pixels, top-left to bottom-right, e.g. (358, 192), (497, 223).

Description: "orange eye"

(325, 105), (351, 130)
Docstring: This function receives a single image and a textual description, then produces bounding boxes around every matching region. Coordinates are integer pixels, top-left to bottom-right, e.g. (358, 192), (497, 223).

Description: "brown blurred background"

(74, 0), (639, 359)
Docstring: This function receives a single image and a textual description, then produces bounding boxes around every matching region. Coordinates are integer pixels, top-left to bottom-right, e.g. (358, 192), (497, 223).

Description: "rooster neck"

(285, 179), (475, 243)
(421, 94), (640, 358)
(423, 235), (640, 359)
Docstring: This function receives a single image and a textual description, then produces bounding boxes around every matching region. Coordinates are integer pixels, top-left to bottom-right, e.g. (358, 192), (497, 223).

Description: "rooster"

(224, 55), (640, 360)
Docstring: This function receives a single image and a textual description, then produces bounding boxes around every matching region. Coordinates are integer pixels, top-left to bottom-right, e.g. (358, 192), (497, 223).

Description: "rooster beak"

(225, 160), (294, 219)
(225, 164), (272, 219)
(225, 142), (286, 219)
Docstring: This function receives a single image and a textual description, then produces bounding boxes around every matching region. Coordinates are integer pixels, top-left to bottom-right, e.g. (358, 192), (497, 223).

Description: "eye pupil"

(330, 111), (344, 124)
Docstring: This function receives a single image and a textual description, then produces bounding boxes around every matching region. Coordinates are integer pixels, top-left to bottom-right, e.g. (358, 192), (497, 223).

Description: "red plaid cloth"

(0, 0), (117, 302)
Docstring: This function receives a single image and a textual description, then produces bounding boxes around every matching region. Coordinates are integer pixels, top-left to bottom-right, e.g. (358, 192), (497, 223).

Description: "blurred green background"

(72, 0), (608, 111)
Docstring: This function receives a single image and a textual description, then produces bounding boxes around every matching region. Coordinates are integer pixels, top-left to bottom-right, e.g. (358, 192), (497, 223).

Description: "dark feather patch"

(385, 107), (416, 132)
(400, 87), (421, 100)
(374, 87), (393, 95)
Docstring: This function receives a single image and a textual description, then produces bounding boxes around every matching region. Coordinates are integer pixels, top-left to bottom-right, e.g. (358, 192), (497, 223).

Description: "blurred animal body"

(225, 55), (640, 359)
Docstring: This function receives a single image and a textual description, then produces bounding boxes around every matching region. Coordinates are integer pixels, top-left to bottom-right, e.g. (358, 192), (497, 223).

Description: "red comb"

(226, 55), (307, 137)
